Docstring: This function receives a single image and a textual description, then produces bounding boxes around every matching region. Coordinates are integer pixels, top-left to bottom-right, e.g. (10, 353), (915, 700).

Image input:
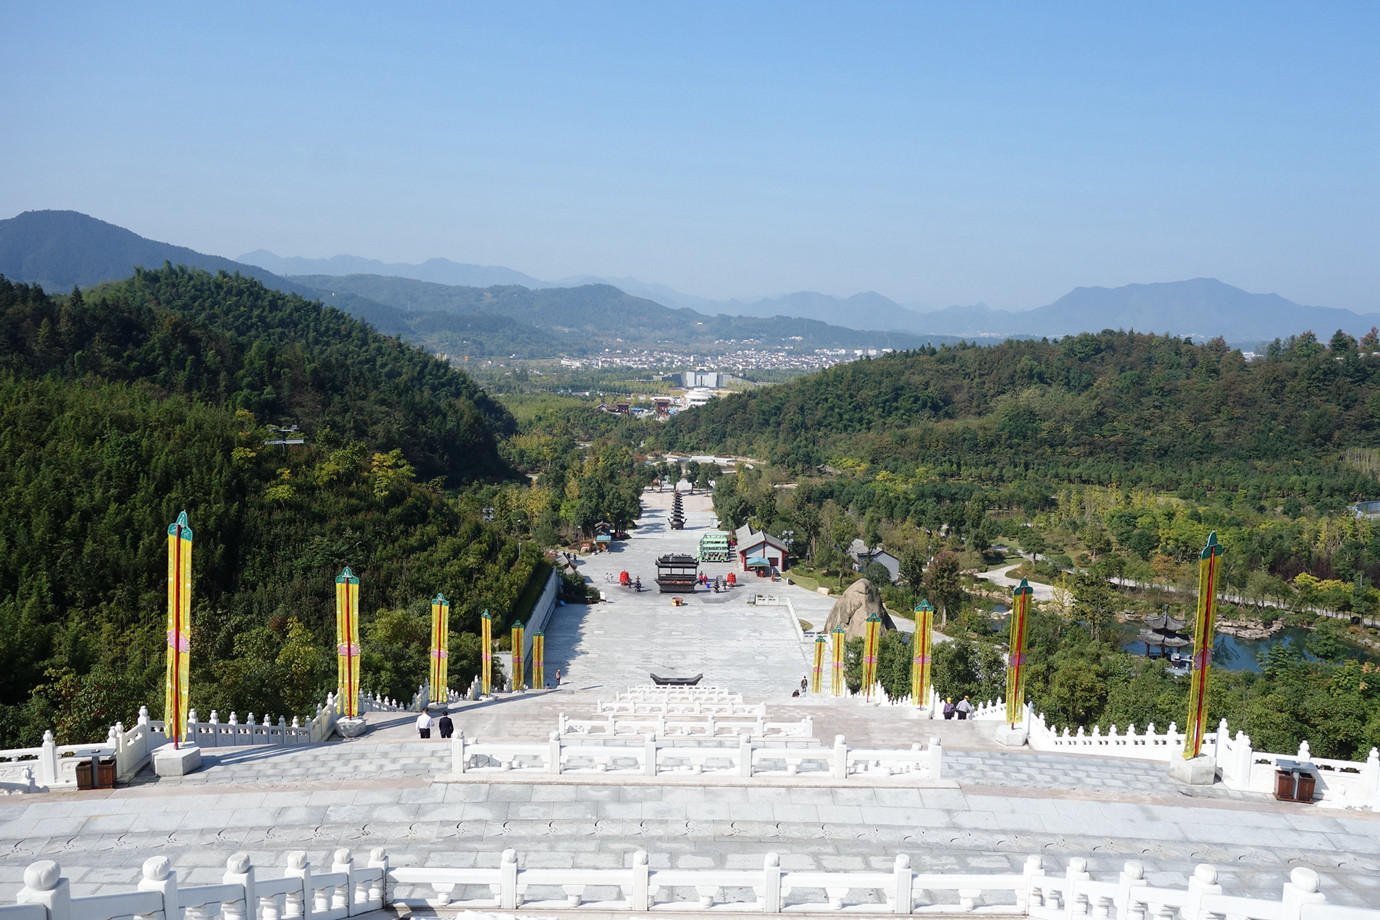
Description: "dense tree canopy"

(0, 271), (540, 747)
(660, 331), (1380, 502)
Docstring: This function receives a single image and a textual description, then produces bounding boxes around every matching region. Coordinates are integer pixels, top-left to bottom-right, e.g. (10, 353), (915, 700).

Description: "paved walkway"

(975, 563), (1056, 602)
(549, 489), (816, 698)
(1, 487), (1377, 910)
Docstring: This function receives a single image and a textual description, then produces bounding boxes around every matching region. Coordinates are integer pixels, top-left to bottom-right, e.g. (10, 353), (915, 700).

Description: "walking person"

(943, 697), (956, 720)
(437, 709), (454, 739)
(554, 668), (562, 687)
(956, 695), (973, 720)
(416, 709), (433, 739)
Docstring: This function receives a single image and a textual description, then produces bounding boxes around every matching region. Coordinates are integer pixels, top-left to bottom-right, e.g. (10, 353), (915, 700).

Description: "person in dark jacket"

(437, 710), (454, 739)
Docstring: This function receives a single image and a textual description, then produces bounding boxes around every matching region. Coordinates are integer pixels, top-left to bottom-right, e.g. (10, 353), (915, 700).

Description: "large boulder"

(823, 578), (895, 639)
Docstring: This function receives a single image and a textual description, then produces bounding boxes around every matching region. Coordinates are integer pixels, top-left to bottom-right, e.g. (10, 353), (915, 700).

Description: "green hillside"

(662, 330), (1380, 500)
(0, 210), (415, 338)
(664, 331), (1380, 759)
(0, 268), (539, 747)
(294, 273), (953, 354)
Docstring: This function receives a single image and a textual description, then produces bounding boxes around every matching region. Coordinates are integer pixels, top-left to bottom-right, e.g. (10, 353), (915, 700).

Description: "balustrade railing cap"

(24, 860), (61, 893)
(143, 856), (172, 881)
(1290, 867), (1320, 891)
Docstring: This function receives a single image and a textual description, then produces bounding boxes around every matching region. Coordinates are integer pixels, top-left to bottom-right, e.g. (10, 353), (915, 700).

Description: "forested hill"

(11, 265), (515, 482)
(292, 273), (952, 353)
(0, 210), (415, 338)
(660, 330), (1380, 495)
(0, 268), (533, 748)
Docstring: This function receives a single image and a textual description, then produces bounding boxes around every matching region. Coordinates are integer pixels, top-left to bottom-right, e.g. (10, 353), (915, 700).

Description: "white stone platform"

(0, 489), (1376, 911)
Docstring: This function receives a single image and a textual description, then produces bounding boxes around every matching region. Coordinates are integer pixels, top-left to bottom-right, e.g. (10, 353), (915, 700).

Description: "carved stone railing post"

(38, 731), (58, 787)
(222, 853), (255, 920)
(330, 849), (353, 913)
(643, 734), (657, 776)
(761, 853), (782, 913)
(832, 734), (847, 779)
(1018, 854), (1044, 911)
(1107, 861), (1146, 920)
(1280, 867), (1326, 920)
(891, 854), (913, 914)
(628, 850), (649, 911)
(17, 860), (71, 920)
(284, 851), (309, 919)
(499, 848), (519, 910)
(367, 848), (389, 907)
(137, 856), (180, 920)
(928, 737), (943, 780)
(1065, 857), (1092, 917)
(1184, 864), (1220, 919)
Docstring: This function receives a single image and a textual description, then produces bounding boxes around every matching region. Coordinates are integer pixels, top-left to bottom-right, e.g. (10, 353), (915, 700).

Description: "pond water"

(981, 608), (1331, 673)
(1117, 625), (1320, 673)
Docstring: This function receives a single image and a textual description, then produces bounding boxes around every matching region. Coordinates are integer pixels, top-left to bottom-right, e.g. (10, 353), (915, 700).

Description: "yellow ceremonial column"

(511, 621), (525, 691)
(861, 613), (881, 700)
(335, 567), (360, 718)
(830, 626), (846, 696)
(532, 630), (545, 690)
(1184, 532), (1224, 759)
(165, 511), (193, 749)
(481, 609), (493, 696)
(1005, 579), (1033, 729)
(811, 634), (826, 693)
(429, 593), (449, 705)
(912, 600), (934, 709)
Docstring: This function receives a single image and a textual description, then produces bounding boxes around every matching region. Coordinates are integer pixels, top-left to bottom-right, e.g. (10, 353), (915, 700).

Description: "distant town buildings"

(554, 345), (885, 376)
(681, 368), (721, 388)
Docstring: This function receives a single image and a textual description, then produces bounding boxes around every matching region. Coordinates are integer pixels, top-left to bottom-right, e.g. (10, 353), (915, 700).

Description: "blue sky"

(3, 2), (1376, 311)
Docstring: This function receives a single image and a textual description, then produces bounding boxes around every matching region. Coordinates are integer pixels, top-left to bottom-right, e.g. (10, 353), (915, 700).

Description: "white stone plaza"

(0, 488), (1377, 915)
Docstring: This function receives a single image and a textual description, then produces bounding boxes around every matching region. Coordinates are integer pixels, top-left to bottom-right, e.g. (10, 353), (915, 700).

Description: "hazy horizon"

(3, 3), (1375, 312)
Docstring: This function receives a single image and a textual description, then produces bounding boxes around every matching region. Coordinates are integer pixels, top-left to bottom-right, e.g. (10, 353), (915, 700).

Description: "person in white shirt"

(416, 710), (433, 739)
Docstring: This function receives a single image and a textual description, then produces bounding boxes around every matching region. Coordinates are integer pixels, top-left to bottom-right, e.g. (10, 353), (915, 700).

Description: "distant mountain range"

(0, 210), (416, 336)
(910, 279), (1380, 344)
(0, 211), (948, 357)
(240, 249), (553, 290)
(3, 210), (1375, 350)
(242, 247), (1379, 347)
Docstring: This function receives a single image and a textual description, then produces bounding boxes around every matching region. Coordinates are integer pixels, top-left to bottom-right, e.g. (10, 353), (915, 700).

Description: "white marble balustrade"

(558, 711), (813, 740)
(449, 732), (939, 780)
(619, 686), (742, 703)
(2, 847), (1373, 919)
(1024, 707), (1380, 809)
(595, 698), (767, 717)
